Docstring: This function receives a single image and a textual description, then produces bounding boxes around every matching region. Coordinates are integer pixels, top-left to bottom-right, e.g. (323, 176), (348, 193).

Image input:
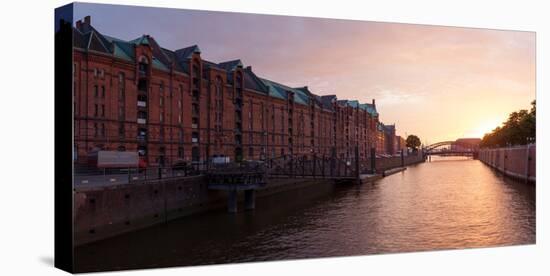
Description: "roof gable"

(218, 59), (243, 71)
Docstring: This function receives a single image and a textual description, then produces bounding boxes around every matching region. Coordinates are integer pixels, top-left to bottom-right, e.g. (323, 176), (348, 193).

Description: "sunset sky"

(74, 3), (536, 145)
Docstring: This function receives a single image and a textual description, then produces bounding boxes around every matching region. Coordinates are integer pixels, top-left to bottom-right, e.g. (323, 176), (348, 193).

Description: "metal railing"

(74, 162), (207, 187)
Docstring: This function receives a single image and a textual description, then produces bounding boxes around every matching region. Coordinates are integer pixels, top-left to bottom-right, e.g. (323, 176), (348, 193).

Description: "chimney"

(372, 99), (376, 106)
(246, 66), (252, 71)
(84, 16), (91, 25)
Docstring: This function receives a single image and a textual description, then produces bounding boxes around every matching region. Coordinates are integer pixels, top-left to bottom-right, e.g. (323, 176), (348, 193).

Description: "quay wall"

(375, 152), (424, 172)
(74, 176), (335, 246)
(478, 144), (536, 183)
(74, 153), (425, 246)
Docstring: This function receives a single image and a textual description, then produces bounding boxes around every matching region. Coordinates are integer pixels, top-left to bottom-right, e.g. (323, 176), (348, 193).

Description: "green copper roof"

(218, 59), (243, 71)
(359, 103), (378, 116)
(113, 43), (133, 61)
(260, 78), (311, 105)
(261, 78), (287, 100)
(130, 35), (150, 45)
(347, 100), (359, 108)
(152, 57), (169, 71)
(104, 35), (135, 61)
(293, 88), (309, 106)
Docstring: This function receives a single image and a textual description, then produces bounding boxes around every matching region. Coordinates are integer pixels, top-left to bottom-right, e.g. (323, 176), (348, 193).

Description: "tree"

(406, 135), (421, 151)
(480, 100), (535, 148)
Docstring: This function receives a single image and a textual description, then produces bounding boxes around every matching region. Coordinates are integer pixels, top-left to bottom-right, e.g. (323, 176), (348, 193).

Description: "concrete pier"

(244, 190), (256, 210)
(227, 190), (238, 213)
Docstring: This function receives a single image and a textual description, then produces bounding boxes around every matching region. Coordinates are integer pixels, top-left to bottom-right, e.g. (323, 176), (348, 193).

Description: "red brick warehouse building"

(72, 16), (402, 167)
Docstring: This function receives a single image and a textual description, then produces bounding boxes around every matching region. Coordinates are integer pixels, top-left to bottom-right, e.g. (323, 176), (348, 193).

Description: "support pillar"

(355, 146), (360, 182)
(244, 189), (255, 210)
(370, 147), (376, 173)
(227, 189), (238, 213)
(330, 147), (336, 177)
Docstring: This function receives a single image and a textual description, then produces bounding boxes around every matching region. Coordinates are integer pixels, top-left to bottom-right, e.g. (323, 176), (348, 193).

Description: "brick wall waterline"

(478, 144), (536, 183)
(74, 153), (424, 246)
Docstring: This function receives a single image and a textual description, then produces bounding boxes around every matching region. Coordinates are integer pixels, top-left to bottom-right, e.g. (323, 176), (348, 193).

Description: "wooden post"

(302, 155), (306, 178)
(355, 146), (360, 182)
(322, 154), (326, 177)
(330, 147), (336, 177)
(338, 158), (342, 177)
(345, 157), (348, 176)
(313, 153), (317, 178)
(289, 155), (294, 177)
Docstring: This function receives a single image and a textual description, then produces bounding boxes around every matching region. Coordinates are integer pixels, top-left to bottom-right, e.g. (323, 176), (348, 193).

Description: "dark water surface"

(75, 157), (535, 272)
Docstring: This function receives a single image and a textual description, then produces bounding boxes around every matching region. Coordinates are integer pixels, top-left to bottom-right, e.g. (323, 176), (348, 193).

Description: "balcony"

(137, 118), (147, 124)
(137, 101), (147, 107)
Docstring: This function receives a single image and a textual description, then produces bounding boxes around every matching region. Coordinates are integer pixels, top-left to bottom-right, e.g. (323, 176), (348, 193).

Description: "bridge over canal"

(423, 139), (480, 160)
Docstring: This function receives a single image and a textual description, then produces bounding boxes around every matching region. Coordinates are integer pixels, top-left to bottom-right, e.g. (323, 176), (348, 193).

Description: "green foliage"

(406, 135), (421, 151)
(480, 100), (536, 148)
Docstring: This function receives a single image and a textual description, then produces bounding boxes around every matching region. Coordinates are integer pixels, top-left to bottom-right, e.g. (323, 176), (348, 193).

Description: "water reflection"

(75, 157), (535, 272)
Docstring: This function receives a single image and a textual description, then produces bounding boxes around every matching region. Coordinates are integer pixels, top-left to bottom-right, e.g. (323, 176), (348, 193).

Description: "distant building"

(396, 135), (406, 154)
(452, 138), (481, 151)
(383, 124), (396, 155)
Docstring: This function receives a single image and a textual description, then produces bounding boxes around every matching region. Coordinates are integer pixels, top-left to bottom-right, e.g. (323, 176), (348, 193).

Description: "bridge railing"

(266, 153), (361, 179)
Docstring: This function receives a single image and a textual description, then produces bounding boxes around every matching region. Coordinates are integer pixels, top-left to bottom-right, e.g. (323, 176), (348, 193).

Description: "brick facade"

(73, 16), (401, 167)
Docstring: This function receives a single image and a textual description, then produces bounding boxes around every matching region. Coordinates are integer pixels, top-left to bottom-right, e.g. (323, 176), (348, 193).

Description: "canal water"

(75, 157), (536, 272)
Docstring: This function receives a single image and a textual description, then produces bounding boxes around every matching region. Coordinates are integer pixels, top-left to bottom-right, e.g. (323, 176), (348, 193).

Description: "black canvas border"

(54, 3), (75, 273)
